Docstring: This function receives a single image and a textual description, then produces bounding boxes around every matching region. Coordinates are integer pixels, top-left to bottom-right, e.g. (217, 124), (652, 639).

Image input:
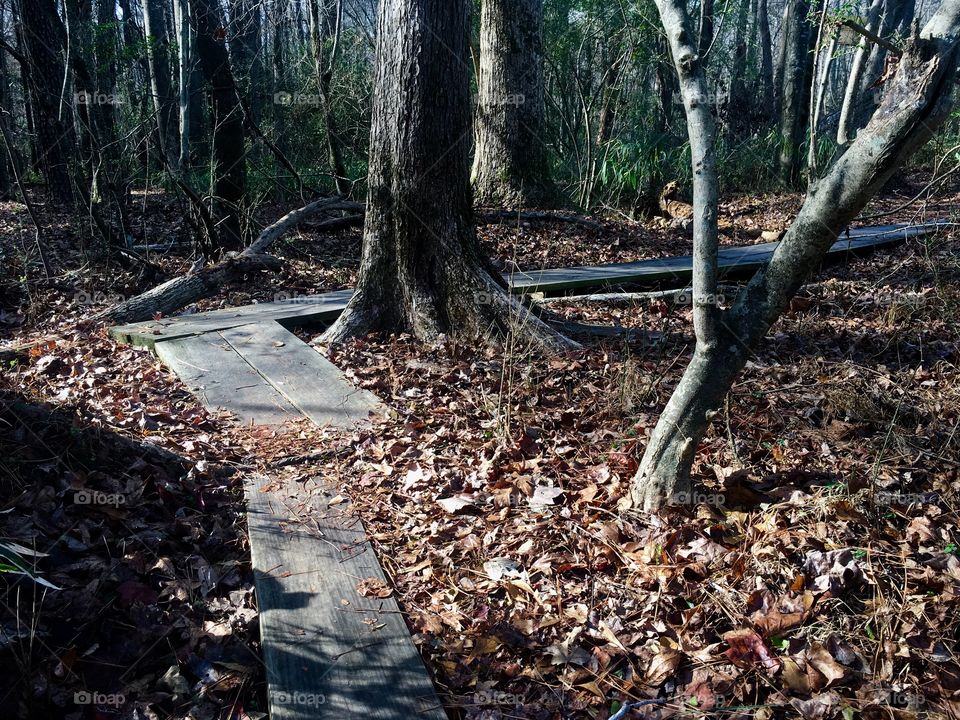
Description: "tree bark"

(472, 0), (553, 207)
(322, 0), (571, 351)
(757, 0), (775, 120)
(14, 0), (74, 204)
(192, 0), (248, 253)
(836, 0), (884, 146)
(142, 0), (180, 171)
(777, 0), (814, 185)
(631, 0), (960, 510)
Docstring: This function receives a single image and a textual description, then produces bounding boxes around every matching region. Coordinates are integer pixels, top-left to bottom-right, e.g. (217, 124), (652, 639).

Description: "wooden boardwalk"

(111, 222), (939, 349)
(109, 220), (942, 720)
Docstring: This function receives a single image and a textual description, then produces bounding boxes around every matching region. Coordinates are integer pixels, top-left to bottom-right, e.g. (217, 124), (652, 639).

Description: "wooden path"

(109, 220), (943, 719)
(111, 222), (939, 349)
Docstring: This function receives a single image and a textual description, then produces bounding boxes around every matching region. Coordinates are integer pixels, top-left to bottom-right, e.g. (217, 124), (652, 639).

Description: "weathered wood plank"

(221, 322), (383, 428)
(244, 472), (446, 719)
(112, 223), (944, 346)
(110, 290), (355, 349)
(155, 334), (301, 425)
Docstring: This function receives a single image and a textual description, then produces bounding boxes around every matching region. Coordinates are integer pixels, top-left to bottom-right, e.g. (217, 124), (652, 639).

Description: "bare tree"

(631, 0), (960, 510)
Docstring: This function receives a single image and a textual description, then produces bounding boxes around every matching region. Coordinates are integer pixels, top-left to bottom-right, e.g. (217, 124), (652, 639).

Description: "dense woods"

(2, 0), (960, 718)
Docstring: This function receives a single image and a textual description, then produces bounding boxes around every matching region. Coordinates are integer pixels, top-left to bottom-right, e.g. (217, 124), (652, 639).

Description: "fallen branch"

(839, 18), (903, 56)
(97, 197), (357, 324)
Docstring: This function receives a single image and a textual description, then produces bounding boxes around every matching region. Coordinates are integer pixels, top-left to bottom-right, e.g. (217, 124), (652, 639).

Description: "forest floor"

(0, 169), (958, 720)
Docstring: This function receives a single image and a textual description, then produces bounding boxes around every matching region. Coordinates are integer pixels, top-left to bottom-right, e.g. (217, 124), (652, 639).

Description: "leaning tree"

(321, 0), (569, 349)
(630, 0), (960, 509)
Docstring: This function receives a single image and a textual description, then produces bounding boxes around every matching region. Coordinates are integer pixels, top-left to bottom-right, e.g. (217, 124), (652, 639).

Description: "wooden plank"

(510, 222), (939, 294)
(245, 472), (446, 719)
(155, 334), (301, 426)
(220, 322), (383, 428)
(110, 290), (355, 349)
(112, 223), (945, 346)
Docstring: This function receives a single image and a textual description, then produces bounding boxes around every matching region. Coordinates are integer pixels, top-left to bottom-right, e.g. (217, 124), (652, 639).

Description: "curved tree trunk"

(632, 0), (960, 510)
(323, 0), (570, 351)
(836, 0), (884, 146)
(472, 0), (553, 208)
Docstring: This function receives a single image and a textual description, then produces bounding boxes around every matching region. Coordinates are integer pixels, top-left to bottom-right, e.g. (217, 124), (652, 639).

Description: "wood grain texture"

(244, 472), (446, 719)
(220, 322), (383, 428)
(155, 334), (300, 425)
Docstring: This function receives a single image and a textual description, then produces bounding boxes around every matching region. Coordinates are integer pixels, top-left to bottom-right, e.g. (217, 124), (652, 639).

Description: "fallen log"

(96, 197), (358, 325)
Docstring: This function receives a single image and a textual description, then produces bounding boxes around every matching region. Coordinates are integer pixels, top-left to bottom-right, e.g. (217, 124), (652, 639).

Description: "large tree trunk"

(142, 0), (181, 171)
(632, 0), (960, 510)
(323, 0), (570, 350)
(777, 0), (814, 185)
(192, 0), (248, 253)
(472, 0), (553, 207)
(15, 0), (74, 204)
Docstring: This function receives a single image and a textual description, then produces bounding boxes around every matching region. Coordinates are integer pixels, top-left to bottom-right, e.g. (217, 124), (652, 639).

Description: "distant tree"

(14, 0), (74, 203)
(192, 0), (248, 253)
(472, 0), (553, 207)
(324, 0), (568, 348)
(141, 0), (180, 170)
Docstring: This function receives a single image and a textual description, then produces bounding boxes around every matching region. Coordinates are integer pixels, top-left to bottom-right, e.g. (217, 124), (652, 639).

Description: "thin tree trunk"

(310, 0), (349, 195)
(323, 0), (570, 351)
(631, 0), (960, 510)
(778, 0), (814, 185)
(758, 0), (775, 120)
(472, 0), (553, 207)
(15, 0), (74, 203)
(836, 0), (884, 146)
(698, 0), (715, 58)
(173, 0), (192, 174)
(192, 0), (248, 253)
(727, 0), (751, 136)
(142, 0), (180, 171)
